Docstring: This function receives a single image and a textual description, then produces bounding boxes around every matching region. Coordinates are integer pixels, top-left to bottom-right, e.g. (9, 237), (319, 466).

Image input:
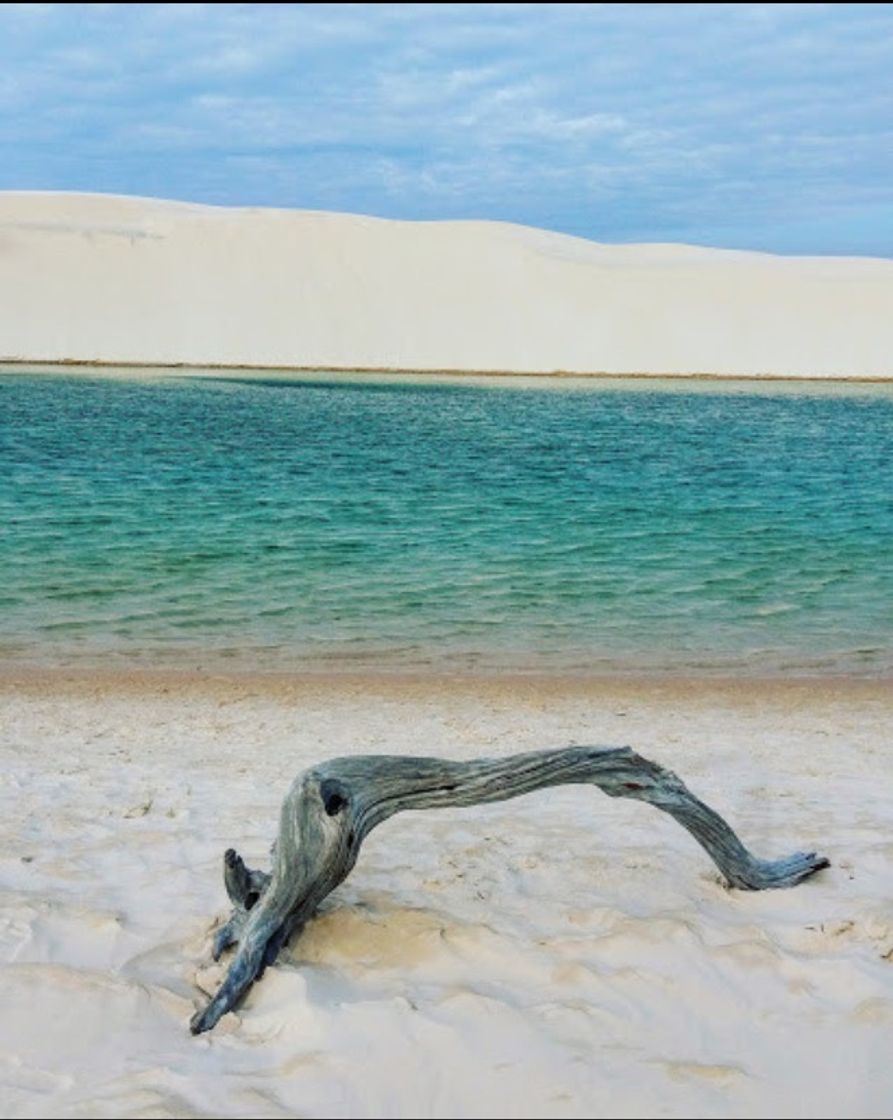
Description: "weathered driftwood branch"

(190, 746), (828, 1034)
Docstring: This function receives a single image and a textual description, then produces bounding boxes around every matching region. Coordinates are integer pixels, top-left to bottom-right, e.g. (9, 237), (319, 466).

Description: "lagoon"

(2, 369), (891, 676)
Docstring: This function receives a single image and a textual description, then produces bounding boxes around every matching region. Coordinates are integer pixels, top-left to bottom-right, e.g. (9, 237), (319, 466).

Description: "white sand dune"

(1, 672), (891, 1118)
(1, 191), (892, 378)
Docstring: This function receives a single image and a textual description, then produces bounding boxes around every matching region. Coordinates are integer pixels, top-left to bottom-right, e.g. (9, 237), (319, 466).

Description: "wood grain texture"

(190, 746), (829, 1034)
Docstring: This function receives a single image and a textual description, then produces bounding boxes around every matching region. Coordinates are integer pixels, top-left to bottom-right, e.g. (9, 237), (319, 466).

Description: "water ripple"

(2, 371), (892, 675)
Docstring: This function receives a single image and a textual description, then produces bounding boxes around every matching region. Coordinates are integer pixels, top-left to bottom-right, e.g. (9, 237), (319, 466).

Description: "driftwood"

(189, 746), (829, 1034)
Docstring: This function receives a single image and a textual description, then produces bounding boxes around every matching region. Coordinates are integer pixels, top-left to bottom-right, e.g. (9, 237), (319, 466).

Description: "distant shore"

(4, 360), (893, 387)
(3, 358), (893, 382)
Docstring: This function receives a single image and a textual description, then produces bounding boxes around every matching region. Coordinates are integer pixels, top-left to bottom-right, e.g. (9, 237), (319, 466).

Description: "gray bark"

(190, 746), (828, 1035)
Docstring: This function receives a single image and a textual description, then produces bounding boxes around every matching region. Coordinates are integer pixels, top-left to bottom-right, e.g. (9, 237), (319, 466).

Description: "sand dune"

(1, 672), (891, 1118)
(1, 191), (892, 378)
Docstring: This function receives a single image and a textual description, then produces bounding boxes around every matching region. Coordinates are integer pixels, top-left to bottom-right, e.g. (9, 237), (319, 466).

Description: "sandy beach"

(2, 192), (893, 379)
(2, 669), (890, 1118)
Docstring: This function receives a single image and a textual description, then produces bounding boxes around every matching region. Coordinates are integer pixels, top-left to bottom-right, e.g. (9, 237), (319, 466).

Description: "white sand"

(1, 191), (892, 378)
(1, 671), (890, 1118)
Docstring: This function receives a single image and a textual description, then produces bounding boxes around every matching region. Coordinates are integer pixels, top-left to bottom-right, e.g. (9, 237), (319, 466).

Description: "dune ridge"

(2, 191), (892, 378)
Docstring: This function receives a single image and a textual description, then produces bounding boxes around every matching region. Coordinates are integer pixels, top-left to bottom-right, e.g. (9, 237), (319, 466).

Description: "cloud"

(0, 2), (890, 254)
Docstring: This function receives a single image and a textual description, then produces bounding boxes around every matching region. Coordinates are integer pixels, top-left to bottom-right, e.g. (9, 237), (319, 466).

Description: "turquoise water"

(2, 370), (892, 675)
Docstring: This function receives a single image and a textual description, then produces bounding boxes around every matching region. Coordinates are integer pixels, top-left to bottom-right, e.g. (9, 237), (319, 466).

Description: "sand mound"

(1, 192), (892, 377)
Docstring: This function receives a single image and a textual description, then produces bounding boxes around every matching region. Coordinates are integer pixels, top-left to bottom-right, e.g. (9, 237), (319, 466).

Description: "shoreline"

(3, 358), (893, 383)
(2, 662), (889, 703)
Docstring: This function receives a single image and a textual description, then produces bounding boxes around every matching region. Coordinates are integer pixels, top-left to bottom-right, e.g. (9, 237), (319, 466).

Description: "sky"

(1, 2), (892, 255)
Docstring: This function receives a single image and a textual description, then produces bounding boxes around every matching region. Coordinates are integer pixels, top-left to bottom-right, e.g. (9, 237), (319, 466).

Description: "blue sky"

(2, 3), (891, 255)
